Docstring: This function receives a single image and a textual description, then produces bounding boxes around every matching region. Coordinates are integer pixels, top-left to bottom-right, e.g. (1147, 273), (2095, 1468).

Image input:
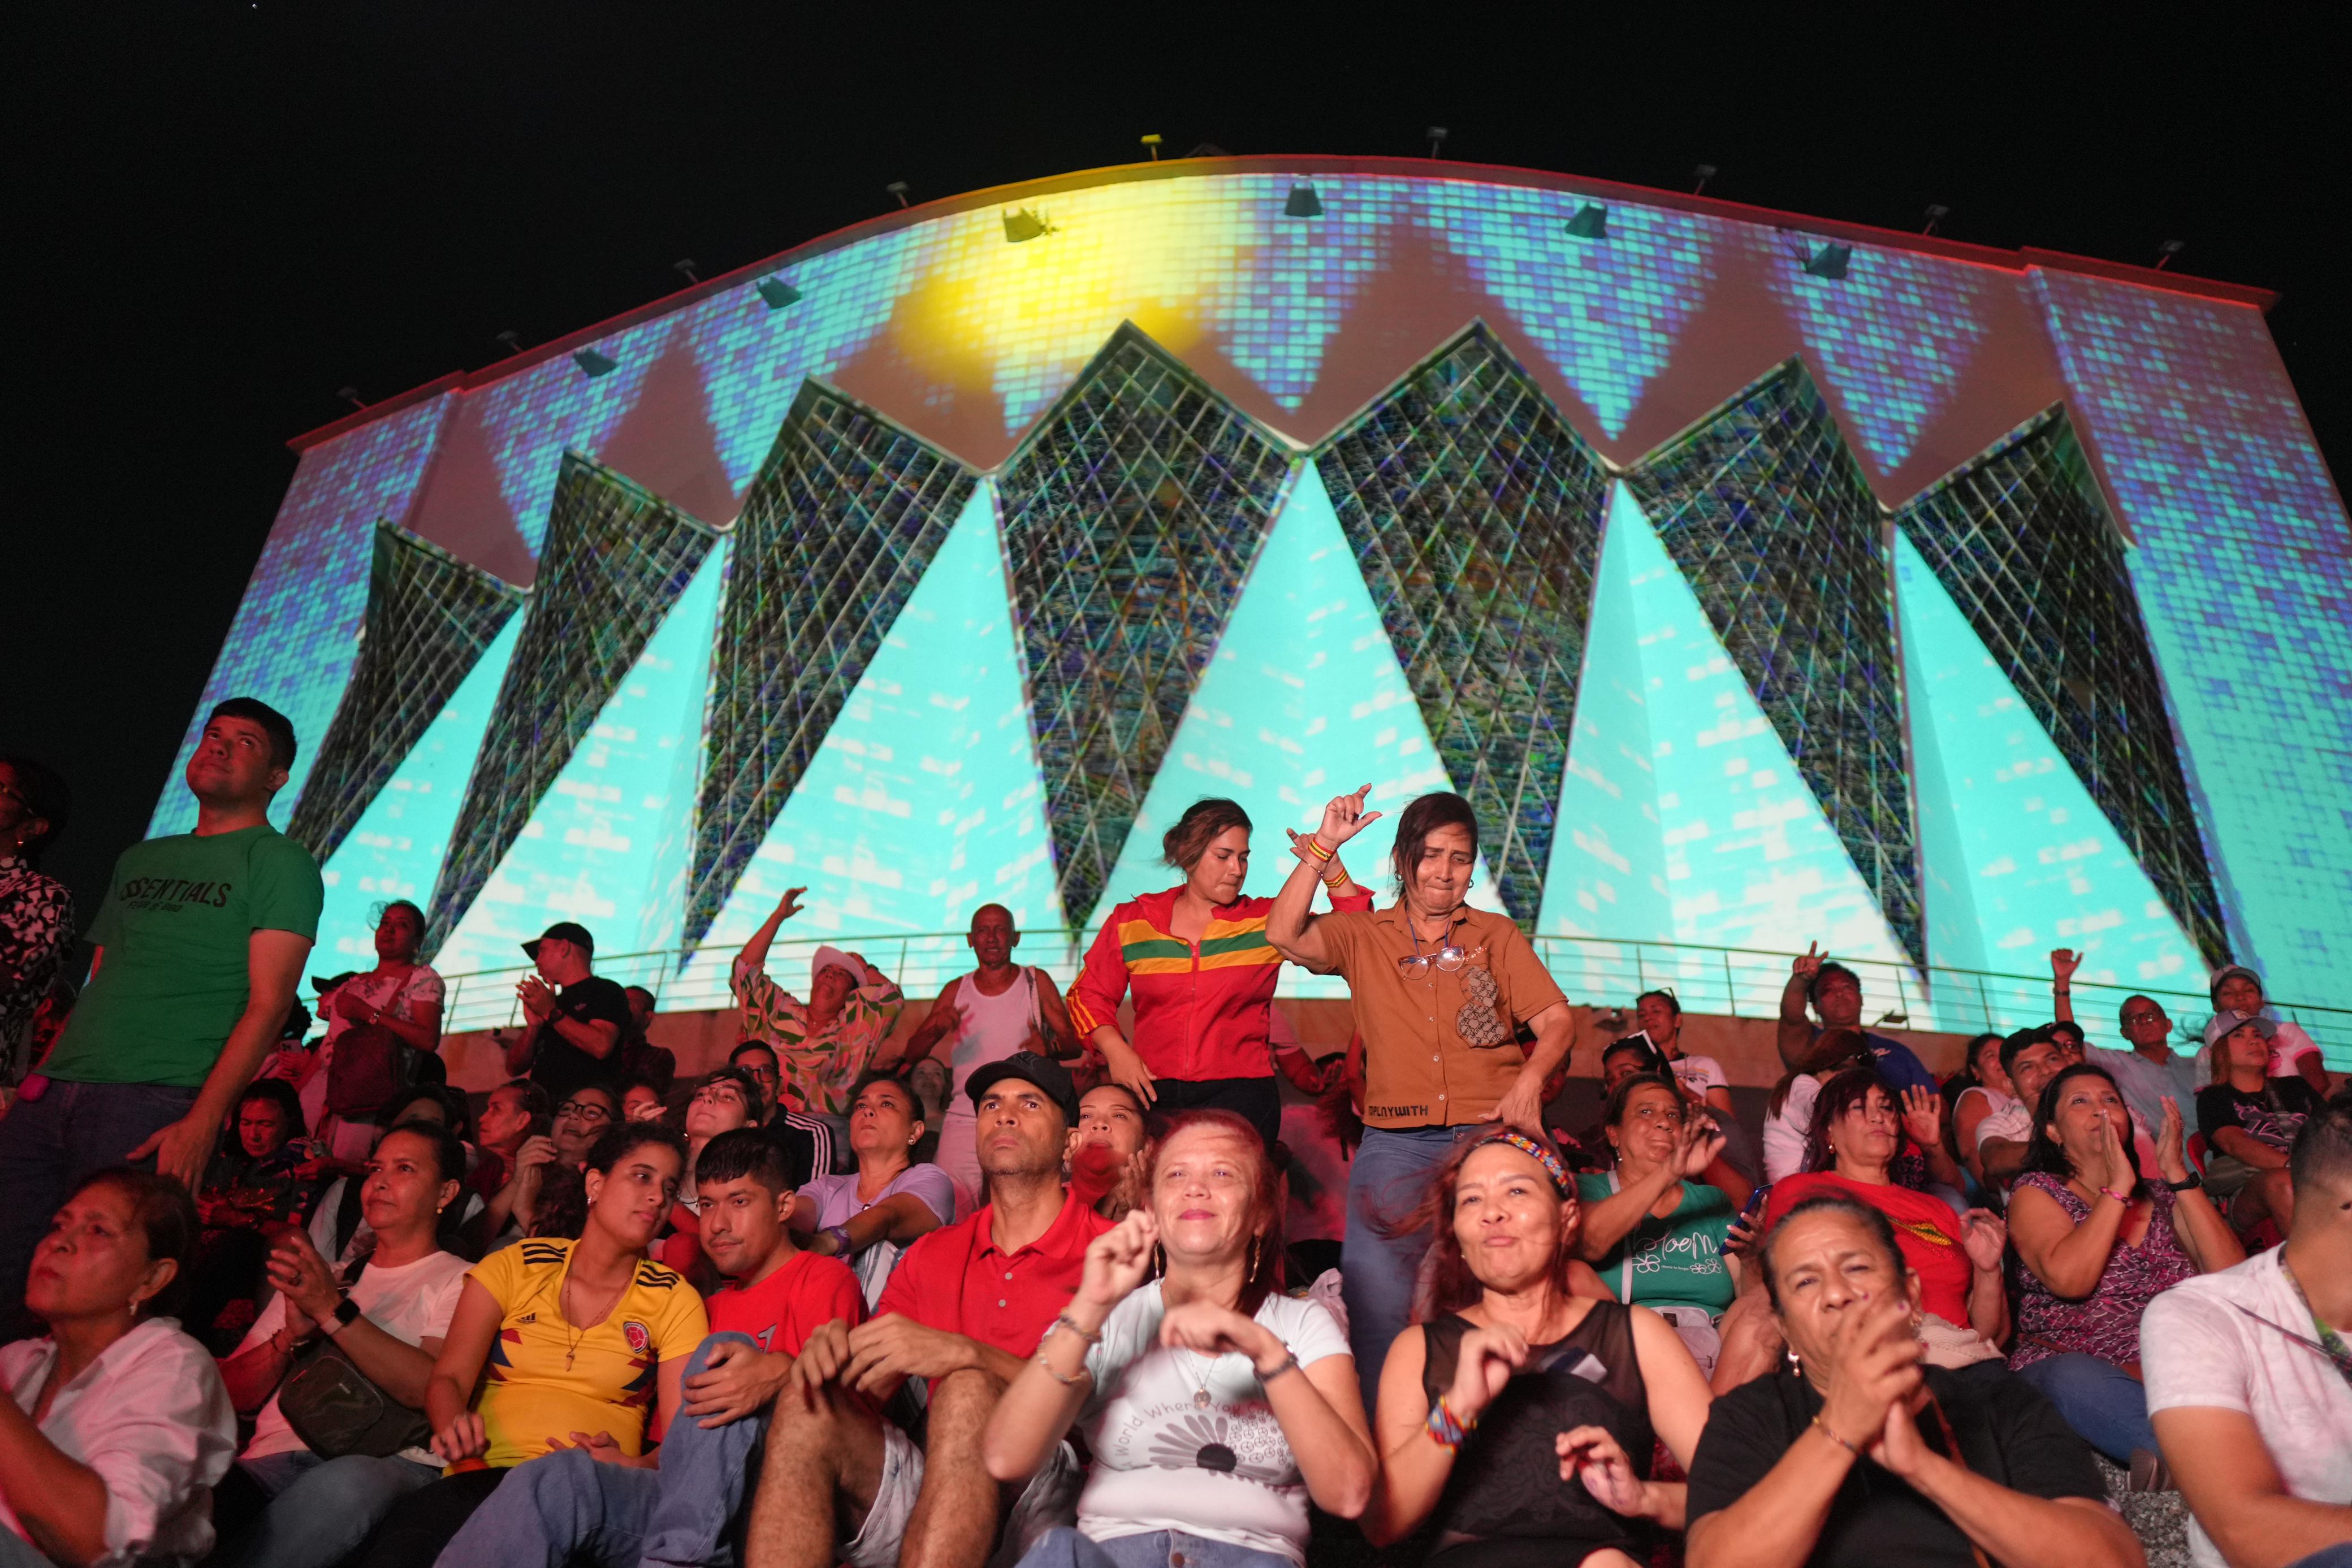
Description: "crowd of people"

(0, 702), (2347, 1568)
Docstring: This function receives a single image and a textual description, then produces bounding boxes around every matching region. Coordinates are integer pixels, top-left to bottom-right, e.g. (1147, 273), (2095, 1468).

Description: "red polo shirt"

(875, 1187), (1112, 1358)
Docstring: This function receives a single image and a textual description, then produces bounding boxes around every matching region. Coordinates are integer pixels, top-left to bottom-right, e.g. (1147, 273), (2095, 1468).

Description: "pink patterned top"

(2007, 1172), (2197, 1369)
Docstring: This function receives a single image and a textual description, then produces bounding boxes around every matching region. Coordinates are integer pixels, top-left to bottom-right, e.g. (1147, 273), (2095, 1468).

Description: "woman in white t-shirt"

(791, 1073), (955, 1308)
(211, 1120), (473, 1568)
(1949, 1031), (2020, 1189)
(983, 1111), (1375, 1568)
(291, 900), (447, 1164)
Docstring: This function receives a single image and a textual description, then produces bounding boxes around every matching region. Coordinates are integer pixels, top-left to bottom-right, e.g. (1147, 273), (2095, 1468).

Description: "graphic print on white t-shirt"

(1077, 1284), (1351, 1563)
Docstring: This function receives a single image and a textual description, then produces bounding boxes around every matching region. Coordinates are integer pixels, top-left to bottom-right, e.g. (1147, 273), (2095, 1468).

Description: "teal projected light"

(166, 167), (2352, 1035)
(1896, 533), (2204, 993)
(676, 481), (1065, 997)
(1540, 484), (1918, 1015)
(1088, 461), (1500, 994)
(312, 616), (522, 968)
(433, 543), (727, 978)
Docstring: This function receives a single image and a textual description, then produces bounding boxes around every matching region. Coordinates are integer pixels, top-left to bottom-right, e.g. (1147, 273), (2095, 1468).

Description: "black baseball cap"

(965, 1053), (1079, 1126)
(522, 920), (595, 960)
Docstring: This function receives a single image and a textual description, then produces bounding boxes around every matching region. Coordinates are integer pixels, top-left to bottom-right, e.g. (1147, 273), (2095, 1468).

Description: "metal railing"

(433, 929), (2352, 1067)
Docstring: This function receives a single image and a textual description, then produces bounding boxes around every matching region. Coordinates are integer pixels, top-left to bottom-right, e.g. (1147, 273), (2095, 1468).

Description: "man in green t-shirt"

(0, 696), (322, 1310)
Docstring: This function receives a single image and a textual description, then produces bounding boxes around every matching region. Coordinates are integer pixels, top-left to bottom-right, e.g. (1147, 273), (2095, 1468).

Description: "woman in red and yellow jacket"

(1067, 796), (1372, 1150)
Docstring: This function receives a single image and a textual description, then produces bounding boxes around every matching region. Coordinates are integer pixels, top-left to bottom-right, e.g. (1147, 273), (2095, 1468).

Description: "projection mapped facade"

(163, 158), (2352, 1043)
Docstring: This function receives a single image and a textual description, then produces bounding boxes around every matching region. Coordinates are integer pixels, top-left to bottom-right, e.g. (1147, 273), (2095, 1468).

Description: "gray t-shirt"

(799, 1163), (956, 1307)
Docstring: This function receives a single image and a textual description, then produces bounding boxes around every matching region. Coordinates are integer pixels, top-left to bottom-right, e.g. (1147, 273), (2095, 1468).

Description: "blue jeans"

(2015, 1352), (2156, 1463)
(1015, 1527), (1294, 1568)
(1343, 1124), (1466, 1413)
(433, 1333), (766, 1567)
(0, 1077), (200, 1311)
(217, 1448), (442, 1568)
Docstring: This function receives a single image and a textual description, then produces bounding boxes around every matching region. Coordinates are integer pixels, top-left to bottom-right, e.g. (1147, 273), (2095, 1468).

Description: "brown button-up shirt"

(1311, 902), (1566, 1129)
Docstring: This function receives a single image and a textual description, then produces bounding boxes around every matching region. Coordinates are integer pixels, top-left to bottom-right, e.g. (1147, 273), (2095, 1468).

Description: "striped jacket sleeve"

(1066, 911), (1131, 1038)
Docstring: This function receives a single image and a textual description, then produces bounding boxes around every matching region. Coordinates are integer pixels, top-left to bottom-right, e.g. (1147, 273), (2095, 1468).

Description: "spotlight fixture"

(1426, 125), (1448, 157)
(1802, 241), (1852, 280)
(1140, 133), (1162, 161)
(1284, 181), (1323, 218)
(1563, 202), (1609, 240)
(1921, 203), (1949, 236)
(673, 259), (701, 284)
(494, 330), (524, 357)
(2155, 239), (2185, 269)
(885, 181), (910, 209)
(1002, 207), (1050, 242)
(1691, 163), (1717, 196)
(573, 347), (619, 378)
(336, 386), (366, 411)
(755, 276), (803, 310)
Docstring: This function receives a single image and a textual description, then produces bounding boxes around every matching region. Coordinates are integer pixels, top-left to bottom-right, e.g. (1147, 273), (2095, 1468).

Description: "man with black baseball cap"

(497, 920), (630, 1107)
(746, 1046), (1106, 1568)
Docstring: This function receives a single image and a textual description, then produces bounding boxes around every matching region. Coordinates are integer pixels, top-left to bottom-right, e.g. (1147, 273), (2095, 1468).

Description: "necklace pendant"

(1193, 1387), (1213, 1409)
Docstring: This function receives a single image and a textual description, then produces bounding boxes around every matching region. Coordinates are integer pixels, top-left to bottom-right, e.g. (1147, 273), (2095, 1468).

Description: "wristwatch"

(2164, 1172), (2203, 1193)
(329, 1295), (364, 1333)
(823, 1224), (855, 1257)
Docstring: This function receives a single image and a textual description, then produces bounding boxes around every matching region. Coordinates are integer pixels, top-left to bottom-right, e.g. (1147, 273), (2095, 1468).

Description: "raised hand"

(1315, 784), (1383, 849)
(1898, 1086), (1944, 1151)
(1676, 1110), (1728, 1180)
(1791, 942), (1824, 982)
(2049, 947), (2082, 984)
(1557, 1425), (1649, 1516)
(1958, 1209), (2007, 1273)
(775, 887), (807, 921)
(1079, 1209), (1159, 1310)
(1815, 1287), (1924, 1457)
(1447, 1320), (1529, 1427)
(2154, 1096), (2190, 1185)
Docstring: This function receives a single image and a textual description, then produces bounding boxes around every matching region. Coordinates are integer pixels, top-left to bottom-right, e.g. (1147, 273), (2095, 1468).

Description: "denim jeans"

(214, 1447), (442, 1568)
(2014, 1351), (2157, 1463)
(432, 1332), (766, 1567)
(1015, 1527), (1295, 1568)
(1342, 1124), (1467, 1413)
(0, 1077), (200, 1311)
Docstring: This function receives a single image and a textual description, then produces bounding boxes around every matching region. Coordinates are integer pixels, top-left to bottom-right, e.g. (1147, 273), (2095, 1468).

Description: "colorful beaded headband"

(1490, 1130), (1572, 1197)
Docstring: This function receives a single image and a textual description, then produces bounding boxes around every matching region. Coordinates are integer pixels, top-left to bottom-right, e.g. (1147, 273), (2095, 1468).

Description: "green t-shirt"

(1574, 1171), (1737, 1315)
(46, 825), (323, 1088)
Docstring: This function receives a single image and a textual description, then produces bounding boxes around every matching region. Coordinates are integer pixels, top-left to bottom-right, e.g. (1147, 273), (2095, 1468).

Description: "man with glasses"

(730, 1038), (835, 1186)
(2092, 991), (2201, 1137)
(496, 920), (629, 1109)
(1267, 786), (1572, 1407)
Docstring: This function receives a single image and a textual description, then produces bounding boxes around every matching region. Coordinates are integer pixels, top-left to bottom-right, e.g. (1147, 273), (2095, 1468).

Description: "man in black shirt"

(496, 920), (630, 1107)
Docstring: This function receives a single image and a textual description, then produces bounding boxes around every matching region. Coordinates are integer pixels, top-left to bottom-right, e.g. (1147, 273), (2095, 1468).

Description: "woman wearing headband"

(1363, 1128), (1713, 1566)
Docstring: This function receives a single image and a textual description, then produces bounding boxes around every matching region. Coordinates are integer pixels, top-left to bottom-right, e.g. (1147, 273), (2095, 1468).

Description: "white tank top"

(945, 969), (1038, 1108)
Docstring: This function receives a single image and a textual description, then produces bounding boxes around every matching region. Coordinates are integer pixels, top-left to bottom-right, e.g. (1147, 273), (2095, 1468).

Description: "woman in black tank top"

(1363, 1129), (1716, 1567)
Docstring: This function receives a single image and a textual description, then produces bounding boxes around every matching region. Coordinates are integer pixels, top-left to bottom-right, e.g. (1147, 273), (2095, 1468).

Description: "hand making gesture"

(1897, 1085), (1944, 1152)
(1312, 784), (1382, 852)
(1790, 941), (1824, 983)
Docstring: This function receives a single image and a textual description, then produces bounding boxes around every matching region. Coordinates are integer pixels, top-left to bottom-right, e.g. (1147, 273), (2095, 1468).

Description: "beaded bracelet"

(1424, 1393), (1476, 1450)
(1810, 1413), (1861, 1455)
(2099, 1186), (2134, 1205)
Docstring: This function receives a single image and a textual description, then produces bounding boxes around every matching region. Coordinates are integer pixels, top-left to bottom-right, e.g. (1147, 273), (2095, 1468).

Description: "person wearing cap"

(2203, 963), (2328, 1097)
(0, 699), (322, 1315)
(496, 920), (630, 1110)
(2196, 1007), (2326, 1236)
(745, 1050), (1109, 1568)
(0, 752), (75, 1089)
(730, 886), (906, 1118)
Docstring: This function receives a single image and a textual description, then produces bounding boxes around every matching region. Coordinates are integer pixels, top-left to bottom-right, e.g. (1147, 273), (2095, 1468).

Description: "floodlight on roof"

(1691, 163), (1717, 195)
(2155, 239), (2186, 269)
(674, 259), (701, 284)
(1427, 126), (1449, 157)
(1921, 204), (1949, 236)
(1140, 133), (1162, 161)
(886, 181), (910, 209)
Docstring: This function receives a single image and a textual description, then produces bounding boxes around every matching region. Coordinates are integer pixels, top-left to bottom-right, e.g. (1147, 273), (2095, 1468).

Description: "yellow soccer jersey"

(469, 1237), (708, 1469)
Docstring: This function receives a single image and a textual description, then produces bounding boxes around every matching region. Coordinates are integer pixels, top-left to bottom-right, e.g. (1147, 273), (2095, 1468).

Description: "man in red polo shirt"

(745, 1054), (1107, 1568)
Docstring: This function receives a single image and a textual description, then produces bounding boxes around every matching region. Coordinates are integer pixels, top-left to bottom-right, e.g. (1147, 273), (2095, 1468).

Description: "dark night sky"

(14, 4), (2348, 932)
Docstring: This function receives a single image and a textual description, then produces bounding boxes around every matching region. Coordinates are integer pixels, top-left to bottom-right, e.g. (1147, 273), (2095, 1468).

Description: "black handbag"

(275, 1268), (434, 1459)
